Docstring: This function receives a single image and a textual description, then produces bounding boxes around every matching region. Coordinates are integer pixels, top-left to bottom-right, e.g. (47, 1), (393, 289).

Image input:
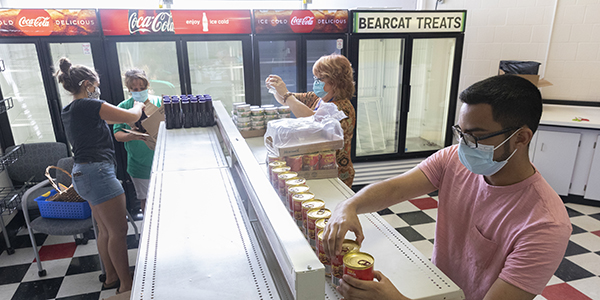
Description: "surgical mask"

(313, 79), (328, 99)
(87, 86), (100, 99)
(131, 89), (148, 102)
(457, 128), (521, 176)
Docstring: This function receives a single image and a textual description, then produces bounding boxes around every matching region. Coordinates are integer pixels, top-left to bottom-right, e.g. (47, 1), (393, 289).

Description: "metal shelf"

(0, 97), (14, 115)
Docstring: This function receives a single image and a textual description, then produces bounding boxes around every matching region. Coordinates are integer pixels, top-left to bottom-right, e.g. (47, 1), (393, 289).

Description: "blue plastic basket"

(34, 190), (91, 220)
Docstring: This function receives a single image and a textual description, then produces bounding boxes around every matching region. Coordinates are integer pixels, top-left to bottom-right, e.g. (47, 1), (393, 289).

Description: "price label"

(336, 38), (343, 50)
(82, 43), (91, 55)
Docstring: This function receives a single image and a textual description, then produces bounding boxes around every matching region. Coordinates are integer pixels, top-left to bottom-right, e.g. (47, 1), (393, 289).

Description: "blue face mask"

(313, 79), (328, 99)
(131, 89), (148, 102)
(457, 128), (521, 176)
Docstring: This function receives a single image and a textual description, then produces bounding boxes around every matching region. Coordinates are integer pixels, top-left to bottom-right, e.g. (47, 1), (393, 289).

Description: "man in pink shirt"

(323, 75), (572, 300)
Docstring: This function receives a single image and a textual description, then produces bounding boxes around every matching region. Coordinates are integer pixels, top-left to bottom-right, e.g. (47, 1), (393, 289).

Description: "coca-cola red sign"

(15, 9), (52, 36)
(0, 9), (99, 36)
(290, 10), (315, 33)
(128, 10), (174, 34)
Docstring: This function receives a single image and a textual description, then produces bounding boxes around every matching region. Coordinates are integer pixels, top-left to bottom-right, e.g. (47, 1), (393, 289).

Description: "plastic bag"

(265, 102), (347, 157)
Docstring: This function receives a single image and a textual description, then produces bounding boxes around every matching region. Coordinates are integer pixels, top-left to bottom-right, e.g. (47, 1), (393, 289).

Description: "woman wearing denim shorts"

(55, 57), (145, 294)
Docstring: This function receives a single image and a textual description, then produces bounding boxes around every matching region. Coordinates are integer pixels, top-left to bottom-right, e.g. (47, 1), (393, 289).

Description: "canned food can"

(267, 155), (281, 164)
(251, 108), (265, 116)
(288, 185), (310, 215)
(292, 192), (315, 226)
(236, 104), (251, 113)
(343, 252), (374, 281)
(302, 153), (320, 171)
(261, 104), (275, 109)
(319, 150), (337, 170)
(315, 218), (329, 243)
(271, 166), (291, 188)
(277, 172), (298, 199)
(332, 239), (360, 286)
(301, 200), (325, 238)
(307, 208), (331, 250)
(317, 231), (332, 276)
(267, 161), (286, 181)
(285, 155), (303, 172)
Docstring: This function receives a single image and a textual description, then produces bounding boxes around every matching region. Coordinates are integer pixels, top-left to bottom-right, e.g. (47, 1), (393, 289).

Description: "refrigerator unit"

(252, 9), (350, 106)
(348, 10), (466, 165)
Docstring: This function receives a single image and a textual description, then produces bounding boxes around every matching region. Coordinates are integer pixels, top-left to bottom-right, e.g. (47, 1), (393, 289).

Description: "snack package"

(265, 102), (346, 157)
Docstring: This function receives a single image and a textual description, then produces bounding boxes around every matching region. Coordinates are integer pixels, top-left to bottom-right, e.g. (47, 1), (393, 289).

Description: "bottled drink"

(204, 94), (215, 126)
(202, 12), (209, 32)
(181, 97), (192, 128)
(163, 96), (173, 129)
(170, 96), (182, 128)
(190, 96), (200, 127)
(198, 98), (207, 127)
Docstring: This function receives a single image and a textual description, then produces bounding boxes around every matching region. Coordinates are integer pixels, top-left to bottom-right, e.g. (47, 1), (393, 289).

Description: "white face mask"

(87, 86), (100, 99)
(458, 128), (521, 176)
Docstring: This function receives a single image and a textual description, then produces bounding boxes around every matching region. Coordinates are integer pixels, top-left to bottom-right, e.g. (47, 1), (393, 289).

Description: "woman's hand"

(338, 271), (410, 300)
(133, 101), (146, 111)
(265, 75), (289, 104)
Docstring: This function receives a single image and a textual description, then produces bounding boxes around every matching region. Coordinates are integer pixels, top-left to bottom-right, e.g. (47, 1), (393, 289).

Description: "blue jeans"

(72, 161), (124, 206)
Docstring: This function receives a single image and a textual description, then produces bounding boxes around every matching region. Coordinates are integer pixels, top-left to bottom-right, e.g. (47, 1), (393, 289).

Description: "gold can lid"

(341, 239), (360, 255)
(343, 252), (374, 270)
(318, 230), (324, 241)
(285, 178), (306, 187)
(307, 208), (331, 220)
(289, 185), (310, 194)
(268, 161), (286, 167)
(292, 192), (315, 202)
(315, 218), (329, 229)
(302, 199), (325, 210)
(272, 166), (291, 173)
(278, 172), (298, 180)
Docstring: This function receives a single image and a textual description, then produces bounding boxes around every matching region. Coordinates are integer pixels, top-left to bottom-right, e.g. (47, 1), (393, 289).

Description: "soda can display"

(302, 153), (320, 171)
(285, 155), (303, 172)
(307, 208), (331, 250)
(319, 150), (337, 170)
(301, 200), (325, 237)
(315, 218), (329, 243)
(343, 252), (375, 281)
(284, 178), (306, 210)
(271, 166), (291, 188)
(287, 185), (310, 215)
(332, 239), (360, 286)
(267, 161), (286, 180)
(277, 172), (298, 198)
(317, 231), (332, 276)
(292, 192), (315, 226)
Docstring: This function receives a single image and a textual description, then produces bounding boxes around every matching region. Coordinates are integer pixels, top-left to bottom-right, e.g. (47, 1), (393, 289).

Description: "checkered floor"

(0, 198), (599, 300)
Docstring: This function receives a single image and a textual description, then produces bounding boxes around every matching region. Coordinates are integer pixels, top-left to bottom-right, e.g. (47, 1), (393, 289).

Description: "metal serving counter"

(133, 101), (464, 300)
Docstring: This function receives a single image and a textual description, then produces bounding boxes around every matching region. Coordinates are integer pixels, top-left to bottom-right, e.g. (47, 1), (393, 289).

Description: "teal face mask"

(457, 128), (521, 176)
(132, 89), (148, 102)
(313, 79), (328, 99)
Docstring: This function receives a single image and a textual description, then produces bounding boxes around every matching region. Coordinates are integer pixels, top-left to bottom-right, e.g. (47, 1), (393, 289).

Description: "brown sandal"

(103, 279), (120, 289)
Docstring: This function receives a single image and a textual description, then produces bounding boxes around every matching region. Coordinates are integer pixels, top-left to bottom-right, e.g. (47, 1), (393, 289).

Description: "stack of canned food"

(266, 155), (373, 286)
(232, 103), (291, 132)
(281, 151), (337, 172)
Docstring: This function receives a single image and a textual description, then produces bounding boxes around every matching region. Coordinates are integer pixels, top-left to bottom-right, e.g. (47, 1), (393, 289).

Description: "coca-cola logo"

(128, 10), (175, 34)
(290, 10), (315, 33)
(15, 9), (52, 36)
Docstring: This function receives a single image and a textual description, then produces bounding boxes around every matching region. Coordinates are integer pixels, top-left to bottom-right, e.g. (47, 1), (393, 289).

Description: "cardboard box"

(498, 69), (553, 88)
(265, 137), (344, 157)
(126, 99), (165, 150)
(295, 167), (338, 180)
(240, 129), (266, 138)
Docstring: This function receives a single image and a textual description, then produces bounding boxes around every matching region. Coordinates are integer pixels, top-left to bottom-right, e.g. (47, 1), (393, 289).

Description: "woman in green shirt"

(113, 69), (161, 213)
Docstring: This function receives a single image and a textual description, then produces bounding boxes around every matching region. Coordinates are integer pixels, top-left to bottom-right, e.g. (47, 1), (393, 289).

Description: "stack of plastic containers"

(232, 102), (291, 132)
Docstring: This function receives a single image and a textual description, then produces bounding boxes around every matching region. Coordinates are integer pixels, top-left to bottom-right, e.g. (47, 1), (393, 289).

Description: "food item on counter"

(301, 199), (325, 238)
(307, 208), (331, 250)
(302, 152), (320, 171)
(271, 166), (291, 188)
(284, 178), (306, 211)
(267, 161), (286, 181)
(292, 192), (315, 227)
(264, 107), (278, 116)
(285, 155), (303, 172)
(277, 171), (298, 199)
(343, 252), (374, 281)
(287, 184), (309, 215)
(331, 239), (360, 286)
(315, 218), (328, 243)
(278, 106), (291, 114)
(317, 231), (331, 276)
(319, 150), (336, 169)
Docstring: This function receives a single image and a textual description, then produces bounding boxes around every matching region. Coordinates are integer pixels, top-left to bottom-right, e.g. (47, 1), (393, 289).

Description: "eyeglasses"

(313, 75), (324, 82)
(452, 125), (519, 149)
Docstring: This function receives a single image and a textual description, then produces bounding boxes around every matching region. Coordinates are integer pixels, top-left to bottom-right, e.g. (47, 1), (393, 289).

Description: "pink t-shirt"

(418, 145), (571, 300)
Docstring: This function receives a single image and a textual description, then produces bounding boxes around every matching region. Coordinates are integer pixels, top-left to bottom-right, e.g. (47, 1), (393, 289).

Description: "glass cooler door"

(257, 39), (297, 106)
(305, 39), (342, 93)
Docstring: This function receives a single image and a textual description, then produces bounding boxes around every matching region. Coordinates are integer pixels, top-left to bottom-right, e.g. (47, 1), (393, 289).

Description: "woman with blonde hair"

(55, 58), (144, 294)
(266, 54), (356, 187)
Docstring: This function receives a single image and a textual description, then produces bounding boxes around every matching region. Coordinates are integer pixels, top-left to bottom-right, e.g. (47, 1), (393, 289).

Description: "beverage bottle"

(162, 96), (172, 129)
(190, 96), (200, 127)
(204, 94), (215, 126)
(197, 95), (207, 127)
(181, 97), (192, 128)
(170, 96), (182, 128)
(202, 12), (209, 32)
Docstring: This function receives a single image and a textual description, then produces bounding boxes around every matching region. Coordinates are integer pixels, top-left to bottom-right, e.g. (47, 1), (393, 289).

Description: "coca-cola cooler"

(0, 8), (106, 150)
(347, 10), (466, 184)
(99, 9), (254, 113)
(252, 9), (350, 106)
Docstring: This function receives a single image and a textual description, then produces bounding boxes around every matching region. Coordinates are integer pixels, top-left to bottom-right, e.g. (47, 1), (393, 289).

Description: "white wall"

(427, 0), (600, 103)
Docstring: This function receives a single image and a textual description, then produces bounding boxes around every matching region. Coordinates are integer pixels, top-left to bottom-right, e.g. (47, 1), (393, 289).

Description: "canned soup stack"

(232, 103), (291, 132)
